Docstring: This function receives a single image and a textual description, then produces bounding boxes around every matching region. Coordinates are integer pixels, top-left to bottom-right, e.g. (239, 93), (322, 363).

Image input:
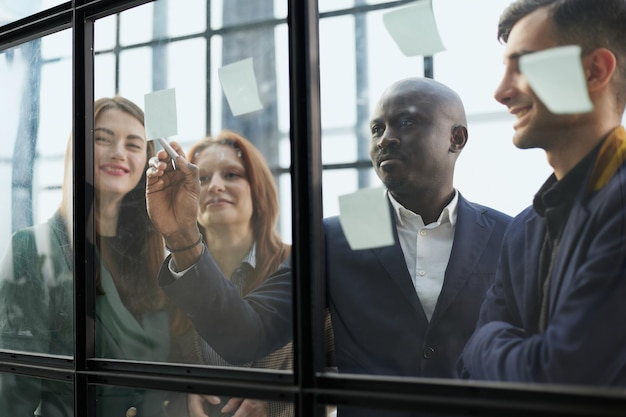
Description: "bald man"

(324, 77), (511, 392)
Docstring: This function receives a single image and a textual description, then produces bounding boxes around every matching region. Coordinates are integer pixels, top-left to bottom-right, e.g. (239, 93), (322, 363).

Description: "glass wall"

(0, 29), (73, 357)
(1, 0), (626, 416)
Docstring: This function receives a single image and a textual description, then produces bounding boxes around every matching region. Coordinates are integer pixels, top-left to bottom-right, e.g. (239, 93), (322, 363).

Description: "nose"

(207, 175), (225, 193)
(494, 68), (517, 107)
(110, 140), (126, 160)
(376, 129), (400, 150)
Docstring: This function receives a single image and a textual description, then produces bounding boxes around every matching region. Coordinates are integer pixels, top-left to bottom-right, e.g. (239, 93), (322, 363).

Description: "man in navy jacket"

(325, 77), (511, 381)
(459, 0), (626, 386)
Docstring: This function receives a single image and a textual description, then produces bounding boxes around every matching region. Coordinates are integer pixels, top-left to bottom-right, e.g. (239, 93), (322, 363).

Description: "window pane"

(93, 0), (293, 377)
(454, 117), (551, 215)
(319, 15), (357, 130)
(317, 0), (626, 403)
(210, 0), (287, 30)
(119, 2), (154, 46)
(0, 372), (73, 415)
(94, 384), (293, 417)
(0, 31), (72, 357)
(168, 0), (207, 38)
(316, 0), (522, 390)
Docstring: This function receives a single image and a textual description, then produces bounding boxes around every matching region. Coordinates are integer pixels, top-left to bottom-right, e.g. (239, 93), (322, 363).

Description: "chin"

(512, 130), (538, 150)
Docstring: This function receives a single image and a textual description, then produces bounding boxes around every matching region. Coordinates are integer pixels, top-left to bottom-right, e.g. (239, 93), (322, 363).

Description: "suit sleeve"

(461, 180), (626, 385)
(158, 248), (292, 365)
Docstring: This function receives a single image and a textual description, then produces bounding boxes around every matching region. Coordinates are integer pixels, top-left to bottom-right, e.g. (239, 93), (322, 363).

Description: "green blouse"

(0, 211), (191, 417)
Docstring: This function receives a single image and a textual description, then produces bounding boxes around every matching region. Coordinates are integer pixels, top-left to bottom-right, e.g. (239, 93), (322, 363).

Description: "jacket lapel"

(370, 205), (426, 317)
(430, 196), (491, 325)
(524, 212), (545, 332)
(547, 201), (590, 318)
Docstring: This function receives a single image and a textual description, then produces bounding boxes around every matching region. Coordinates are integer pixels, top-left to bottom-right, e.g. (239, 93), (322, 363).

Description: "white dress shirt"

(388, 190), (458, 321)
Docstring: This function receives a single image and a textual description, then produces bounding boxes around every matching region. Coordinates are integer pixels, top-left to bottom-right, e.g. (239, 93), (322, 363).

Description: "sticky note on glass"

(338, 187), (394, 250)
(520, 45), (593, 114)
(218, 57), (264, 116)
(144, 88), (178, 140)
(382, 0), (445, 57)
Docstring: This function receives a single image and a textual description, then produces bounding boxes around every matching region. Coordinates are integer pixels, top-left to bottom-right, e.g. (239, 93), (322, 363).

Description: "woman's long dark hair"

(90, 96), (190, 334)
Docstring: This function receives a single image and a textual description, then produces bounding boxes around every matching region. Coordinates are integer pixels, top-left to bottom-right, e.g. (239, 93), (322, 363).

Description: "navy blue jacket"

(325, 193), (511, 379)
(460, 137), (626, 385)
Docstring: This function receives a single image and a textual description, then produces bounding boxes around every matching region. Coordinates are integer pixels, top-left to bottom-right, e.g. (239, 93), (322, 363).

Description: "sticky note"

(520, 45), (593, 114)
(338, 187), (395, 250)
(144, 88), (178, 140)
(218, 57), (264, 116)
(382, 0), (445, 57)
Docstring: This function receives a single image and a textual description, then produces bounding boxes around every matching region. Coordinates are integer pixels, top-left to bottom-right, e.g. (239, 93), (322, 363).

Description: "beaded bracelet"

(165, 235), (203, 253)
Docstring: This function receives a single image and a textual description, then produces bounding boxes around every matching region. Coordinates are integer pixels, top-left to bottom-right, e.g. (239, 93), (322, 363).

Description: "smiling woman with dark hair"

(0, 96), (196, 417)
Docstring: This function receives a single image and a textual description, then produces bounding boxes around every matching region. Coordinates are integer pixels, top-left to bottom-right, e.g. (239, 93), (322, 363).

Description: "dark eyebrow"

(507, 49), (534, 61)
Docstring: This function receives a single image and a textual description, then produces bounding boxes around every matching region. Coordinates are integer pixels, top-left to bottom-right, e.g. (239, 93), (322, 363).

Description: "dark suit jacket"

(324, 193), (511, 379)
(159, 193), (510, 417)
(460, 151), (626, 385)
(159, 251), (293, 365)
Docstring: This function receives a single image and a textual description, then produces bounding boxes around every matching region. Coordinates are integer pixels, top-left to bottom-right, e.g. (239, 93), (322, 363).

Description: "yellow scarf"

(588, 126), (626, 192)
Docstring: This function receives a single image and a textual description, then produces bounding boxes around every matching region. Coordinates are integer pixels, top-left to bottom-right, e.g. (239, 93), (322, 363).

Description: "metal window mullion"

(72, 3), (95, 415)
(288, 0), (324, 416)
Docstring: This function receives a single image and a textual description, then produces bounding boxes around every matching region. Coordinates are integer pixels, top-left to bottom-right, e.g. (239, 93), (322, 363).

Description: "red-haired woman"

(149, 130), (293, 416)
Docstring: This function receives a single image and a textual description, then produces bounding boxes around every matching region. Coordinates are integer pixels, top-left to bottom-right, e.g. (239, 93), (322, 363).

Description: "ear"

(449, 125), (468, 153)
(584, 48), (616, 93)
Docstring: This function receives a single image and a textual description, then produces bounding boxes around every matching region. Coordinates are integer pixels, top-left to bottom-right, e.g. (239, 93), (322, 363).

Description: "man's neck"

(547, 122), (620, 180)
(391, 188), (455, 225)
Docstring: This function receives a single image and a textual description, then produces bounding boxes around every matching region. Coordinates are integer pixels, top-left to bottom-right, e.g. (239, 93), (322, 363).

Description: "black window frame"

(0, 1), (626, 416)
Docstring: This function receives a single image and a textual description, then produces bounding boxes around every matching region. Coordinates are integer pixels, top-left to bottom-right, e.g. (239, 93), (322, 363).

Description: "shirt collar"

(388, 189), (458, 228)
(242, 242), (257, 269)
(533, 139), (603, 217)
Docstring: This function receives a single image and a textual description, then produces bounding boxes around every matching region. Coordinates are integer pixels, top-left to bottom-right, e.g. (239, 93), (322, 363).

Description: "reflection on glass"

(95, 385), (293, 417)
(0, 372), (73, 416)
(95, 0), (293, 378)
(95, 384), (185, 417)
(0, 31), (72, 356)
